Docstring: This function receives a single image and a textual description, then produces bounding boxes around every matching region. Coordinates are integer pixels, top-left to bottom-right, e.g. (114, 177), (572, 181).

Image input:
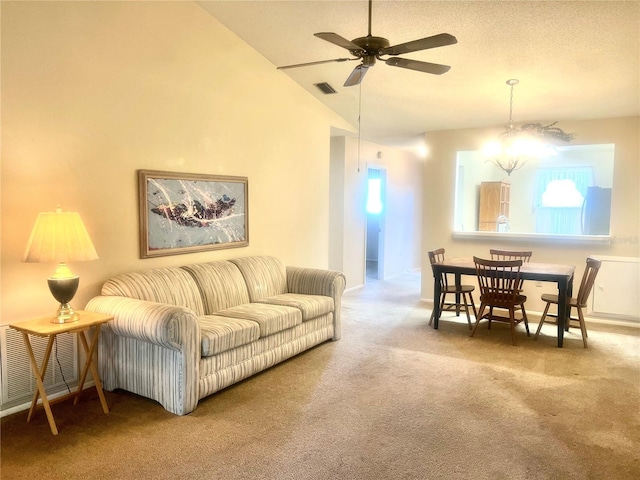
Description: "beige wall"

(0, 1), (353, 324)
(422, 116), (640, 312)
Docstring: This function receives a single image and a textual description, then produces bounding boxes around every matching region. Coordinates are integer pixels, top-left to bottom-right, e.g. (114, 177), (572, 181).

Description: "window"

(534, 167), (593, 234)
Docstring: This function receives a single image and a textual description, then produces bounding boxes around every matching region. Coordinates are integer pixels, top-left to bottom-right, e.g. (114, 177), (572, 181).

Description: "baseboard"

(344, 284), (364, 294)
(0, 380), (96, 418)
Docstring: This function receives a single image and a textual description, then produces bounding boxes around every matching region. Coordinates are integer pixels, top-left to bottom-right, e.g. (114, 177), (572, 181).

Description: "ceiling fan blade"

(385, 57), (451, 75)
(344, 64), (369, 87)
(315, 32), (365, 52)
(277, 57), (358, 70)
(382, 33), (457, 56)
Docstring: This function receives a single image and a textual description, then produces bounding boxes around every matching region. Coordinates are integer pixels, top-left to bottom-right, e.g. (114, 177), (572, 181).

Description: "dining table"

(430, 257), (576, 347)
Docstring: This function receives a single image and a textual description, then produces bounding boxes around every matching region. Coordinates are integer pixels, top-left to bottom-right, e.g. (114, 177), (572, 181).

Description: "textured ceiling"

(199, 1), (640, 149)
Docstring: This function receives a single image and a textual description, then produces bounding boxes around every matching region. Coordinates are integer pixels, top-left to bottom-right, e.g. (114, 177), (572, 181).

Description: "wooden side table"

(9, 310), (113, 435)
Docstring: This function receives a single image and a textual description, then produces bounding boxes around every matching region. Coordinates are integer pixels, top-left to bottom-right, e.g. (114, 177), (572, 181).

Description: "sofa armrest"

(85, 296), (199, 350)
(85, 295), (200, 415)
(286, 267), (346, 298)
(286, 267), (346, 341)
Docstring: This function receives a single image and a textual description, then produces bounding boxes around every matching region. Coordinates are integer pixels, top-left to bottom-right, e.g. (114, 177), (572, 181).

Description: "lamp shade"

(23, 208), (99, 263)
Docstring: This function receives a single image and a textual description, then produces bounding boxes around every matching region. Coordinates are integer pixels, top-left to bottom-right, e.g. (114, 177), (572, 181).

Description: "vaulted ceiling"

(200, 1), (639, 149)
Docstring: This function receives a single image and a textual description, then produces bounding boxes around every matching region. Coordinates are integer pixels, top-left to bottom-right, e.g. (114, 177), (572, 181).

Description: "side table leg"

(75, 326), (109, 413)
(22, 333), (59, 435)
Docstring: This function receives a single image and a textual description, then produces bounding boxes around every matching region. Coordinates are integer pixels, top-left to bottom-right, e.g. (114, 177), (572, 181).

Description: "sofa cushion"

(198, 315), (260, 357)
(182, 261), (251, 314)
(257, 294), (334, 321)
(199, 313), (335, 376)
(217, 303), (302, 337)
(229, 256), (288, 301)
(101, 267), (205, 315)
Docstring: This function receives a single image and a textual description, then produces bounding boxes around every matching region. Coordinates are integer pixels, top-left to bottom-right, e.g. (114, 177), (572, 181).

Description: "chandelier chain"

(509, 84), (514, 126)
(507, 78), (518, 129)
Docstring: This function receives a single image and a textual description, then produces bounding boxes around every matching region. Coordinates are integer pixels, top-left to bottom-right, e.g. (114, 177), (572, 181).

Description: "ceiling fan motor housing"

(350, 36), (391, 57)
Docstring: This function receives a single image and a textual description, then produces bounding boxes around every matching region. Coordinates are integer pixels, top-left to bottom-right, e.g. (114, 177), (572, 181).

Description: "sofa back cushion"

(101, 267), (205, 315)
(181, 261), (251, 314)
(230, 256), (287, 301)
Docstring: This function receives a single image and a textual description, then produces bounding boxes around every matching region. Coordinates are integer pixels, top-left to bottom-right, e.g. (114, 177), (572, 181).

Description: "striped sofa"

(85, 256), (346, 415)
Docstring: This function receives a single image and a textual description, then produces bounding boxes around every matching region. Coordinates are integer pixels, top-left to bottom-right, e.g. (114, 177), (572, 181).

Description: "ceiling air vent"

(314, 82), (337, 95)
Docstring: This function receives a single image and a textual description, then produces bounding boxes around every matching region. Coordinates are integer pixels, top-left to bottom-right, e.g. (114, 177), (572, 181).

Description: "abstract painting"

(138, 170), (249, 258)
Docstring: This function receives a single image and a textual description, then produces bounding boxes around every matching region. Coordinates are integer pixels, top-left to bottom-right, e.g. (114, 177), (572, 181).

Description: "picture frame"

(138, 170), (249, 258)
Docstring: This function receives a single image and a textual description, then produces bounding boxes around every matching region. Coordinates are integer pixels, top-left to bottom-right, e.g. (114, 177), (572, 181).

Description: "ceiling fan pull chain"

(358, 82), (362, 173)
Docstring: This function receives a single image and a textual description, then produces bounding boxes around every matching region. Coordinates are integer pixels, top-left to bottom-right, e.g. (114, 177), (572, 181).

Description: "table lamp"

(23, 208), (99, 323)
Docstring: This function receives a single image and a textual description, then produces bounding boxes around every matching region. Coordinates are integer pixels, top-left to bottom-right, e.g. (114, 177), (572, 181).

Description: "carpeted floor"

(1, 271), (639, 479)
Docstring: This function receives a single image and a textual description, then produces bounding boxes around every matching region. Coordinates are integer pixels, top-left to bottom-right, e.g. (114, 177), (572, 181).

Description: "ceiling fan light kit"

(277, 0), (457, 87)
(484, 79), (574, 176)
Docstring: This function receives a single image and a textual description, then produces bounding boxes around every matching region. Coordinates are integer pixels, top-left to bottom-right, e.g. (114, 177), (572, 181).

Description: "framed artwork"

(138, 170), (249, 258)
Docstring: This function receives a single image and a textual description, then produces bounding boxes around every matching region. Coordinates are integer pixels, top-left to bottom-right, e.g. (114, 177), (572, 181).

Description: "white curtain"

(534, 167), (593, 234)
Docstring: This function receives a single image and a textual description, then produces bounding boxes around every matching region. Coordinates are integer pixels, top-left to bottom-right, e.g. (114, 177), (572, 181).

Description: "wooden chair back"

(489, 249), (532, 263)
(428, 248), (448, 287)
(490, 249), (531, 290)
(473, 256), (523, 306)
(428, 248), (446, 265)
(576, 257), (602, 307)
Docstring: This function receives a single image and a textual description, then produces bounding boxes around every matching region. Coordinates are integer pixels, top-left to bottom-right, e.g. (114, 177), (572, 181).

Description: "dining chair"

(428, 248), (478, 329)
(534, 257), (602, 348)
(487, 249), (532, 317)
(472, 256), (530, 346)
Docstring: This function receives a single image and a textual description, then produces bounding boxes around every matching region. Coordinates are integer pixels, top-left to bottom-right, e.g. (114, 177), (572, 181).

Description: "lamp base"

(47, 274), (81, 324)
(52, 302), (80, 324)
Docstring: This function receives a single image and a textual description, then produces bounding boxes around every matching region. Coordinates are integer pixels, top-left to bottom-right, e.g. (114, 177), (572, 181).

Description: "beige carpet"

(1, 272), (639, 479)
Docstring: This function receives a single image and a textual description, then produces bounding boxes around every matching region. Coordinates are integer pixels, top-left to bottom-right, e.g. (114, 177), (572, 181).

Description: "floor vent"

(0, 325), (78, 411)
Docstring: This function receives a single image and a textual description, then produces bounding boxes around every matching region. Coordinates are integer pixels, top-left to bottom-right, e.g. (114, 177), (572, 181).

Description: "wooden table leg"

(557, 279), (568, 348)
(22, 332), (59, 435)
(454, 274), (462, 316)
(565, 277), (574, 332)
(433, 274), (442, 329)
(74, 326), (109, 413)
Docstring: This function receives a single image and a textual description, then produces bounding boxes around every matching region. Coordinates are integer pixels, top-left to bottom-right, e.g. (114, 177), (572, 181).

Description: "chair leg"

(522, 305), (530, 337)
(471, 304), (486, 338)
(509, 308), (517, 346)
(468, 292), (478, 321)
(462, 293), (472, 329)
(488, 306), (493, 329)
(534, 302), (551, 340)
(577, 308), (588, 348)
(428, 299), (436, 326)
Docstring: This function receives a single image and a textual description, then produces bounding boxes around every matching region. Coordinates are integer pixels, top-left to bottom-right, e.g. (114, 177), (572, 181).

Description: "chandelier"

(483, 79), (573, 175)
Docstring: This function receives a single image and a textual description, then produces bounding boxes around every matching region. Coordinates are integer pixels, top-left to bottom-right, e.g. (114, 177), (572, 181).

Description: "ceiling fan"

(277, 0), (457, 87)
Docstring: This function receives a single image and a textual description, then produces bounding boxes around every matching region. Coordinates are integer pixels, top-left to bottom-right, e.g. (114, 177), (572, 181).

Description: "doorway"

(366, 167), (386, 280)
